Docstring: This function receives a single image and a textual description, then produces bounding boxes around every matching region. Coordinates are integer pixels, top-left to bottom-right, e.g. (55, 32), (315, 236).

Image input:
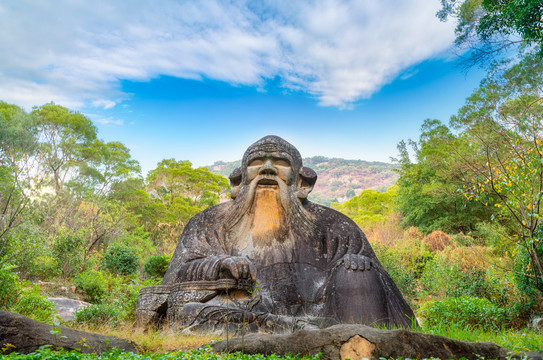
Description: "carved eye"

(248, 159), (264, 167)
(273, 159), (290, 167)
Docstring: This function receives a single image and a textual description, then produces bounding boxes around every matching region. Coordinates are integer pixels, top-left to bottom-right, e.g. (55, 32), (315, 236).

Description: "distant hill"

(207, 156), (398, 206)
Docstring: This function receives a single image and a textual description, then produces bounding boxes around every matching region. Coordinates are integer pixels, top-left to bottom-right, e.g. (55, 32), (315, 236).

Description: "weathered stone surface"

(135, 285), (170, 327)
(0, 311), (137, 354)
(137, 135), (416, 333)
(211, 324), (543, 360)
(47, 297), (91, 321)
(532, 316), (543, 333)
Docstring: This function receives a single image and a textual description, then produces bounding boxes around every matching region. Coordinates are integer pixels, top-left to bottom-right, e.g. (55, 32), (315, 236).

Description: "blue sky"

(0, 0), (485, 175)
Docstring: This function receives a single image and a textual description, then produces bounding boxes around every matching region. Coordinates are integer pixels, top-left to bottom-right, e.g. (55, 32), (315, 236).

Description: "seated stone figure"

(136, 135), (416, 333)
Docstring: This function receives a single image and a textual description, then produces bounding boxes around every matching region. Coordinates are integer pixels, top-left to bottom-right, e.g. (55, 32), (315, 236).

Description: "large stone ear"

(229, 167), (242, 199)
(297, 166), (317, 200)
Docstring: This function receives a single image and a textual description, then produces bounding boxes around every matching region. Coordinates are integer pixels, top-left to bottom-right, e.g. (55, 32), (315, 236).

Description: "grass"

(0, 347), (319, 360)
(422, 324), (543, 353)
(68, 323), (222, 352)
(71, 321), (543, 354)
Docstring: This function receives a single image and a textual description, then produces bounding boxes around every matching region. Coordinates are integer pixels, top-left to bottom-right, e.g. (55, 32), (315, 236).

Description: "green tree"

(0, 102), (44, 265)
(32, 103), (99, 194)
(451, 54), (543, 292)
(144, 159), (229, 251)
(332, 187), (397, 228)
(393, 119), (490, 234)
(438, 0), (543, 66)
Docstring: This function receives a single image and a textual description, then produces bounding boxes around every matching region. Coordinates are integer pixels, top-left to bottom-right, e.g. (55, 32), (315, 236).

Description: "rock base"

(210, 324), (543, 360)
(0, 311), (136, 354)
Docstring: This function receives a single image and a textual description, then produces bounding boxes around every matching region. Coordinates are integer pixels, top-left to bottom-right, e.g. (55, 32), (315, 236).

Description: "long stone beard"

(221, 176), (316, 259)
(250, 185), (289, 246)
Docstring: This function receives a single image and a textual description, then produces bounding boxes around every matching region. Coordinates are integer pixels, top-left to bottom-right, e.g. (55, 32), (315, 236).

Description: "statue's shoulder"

(184, 201), (233, 227)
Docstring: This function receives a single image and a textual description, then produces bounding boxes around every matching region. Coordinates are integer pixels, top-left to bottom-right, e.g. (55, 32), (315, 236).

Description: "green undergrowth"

(422, 325), (543, 353)
(0, 347), (319, 360)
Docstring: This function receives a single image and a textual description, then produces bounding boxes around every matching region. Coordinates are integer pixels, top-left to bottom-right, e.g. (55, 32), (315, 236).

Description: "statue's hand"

(220, 257), (257, 281)
(342, 254), (372, 271)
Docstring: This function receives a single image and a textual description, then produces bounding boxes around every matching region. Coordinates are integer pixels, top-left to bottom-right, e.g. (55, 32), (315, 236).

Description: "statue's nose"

(259, 160), (277, 175)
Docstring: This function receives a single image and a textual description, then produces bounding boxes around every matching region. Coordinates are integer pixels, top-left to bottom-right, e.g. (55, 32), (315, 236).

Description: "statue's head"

(229, 135), (317, 202)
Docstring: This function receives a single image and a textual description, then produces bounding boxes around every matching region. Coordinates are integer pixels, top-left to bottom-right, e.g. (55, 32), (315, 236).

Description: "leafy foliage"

(75, 270), (107, 303)
(0, 262), (22, 310)
(419, 296), (507, 330)
(74, 303), (121, 328)
(144, 254), (171, 279)
(143, 159), (229, 251)
(438, 0), (543, 66)
(451, 54), (543, 292)
(1, 347), (321, 360)
(393, 119), (490, 234)
(102, 245), (139, 276)
(331, 187), (397, 228)
(12, 285), (56, 323)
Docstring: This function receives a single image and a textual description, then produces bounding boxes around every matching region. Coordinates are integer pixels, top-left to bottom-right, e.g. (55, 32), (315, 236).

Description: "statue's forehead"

(245, 149), (293, 161)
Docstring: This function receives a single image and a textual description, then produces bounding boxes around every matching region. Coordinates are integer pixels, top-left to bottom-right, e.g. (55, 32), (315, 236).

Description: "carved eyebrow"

(272, 156), (290, 164)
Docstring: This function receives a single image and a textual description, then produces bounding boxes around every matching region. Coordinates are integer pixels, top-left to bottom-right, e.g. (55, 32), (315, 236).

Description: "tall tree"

(438, 0), (543, 66)
(451, 54), (543, 292)
(32, 103), (99, 194)
(394, 119), (490, 234)
(143, 159), (229, 251)
(0, 102), (43, 264)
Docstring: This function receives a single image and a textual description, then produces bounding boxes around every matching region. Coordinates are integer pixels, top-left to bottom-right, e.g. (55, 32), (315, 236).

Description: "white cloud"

(85, 113), (124, 126)
(0, 0), (455, 109)
(92, 99), (116, 109)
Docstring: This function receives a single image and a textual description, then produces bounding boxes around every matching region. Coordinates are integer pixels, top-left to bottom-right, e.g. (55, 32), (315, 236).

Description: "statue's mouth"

(258, 178), (278, 186)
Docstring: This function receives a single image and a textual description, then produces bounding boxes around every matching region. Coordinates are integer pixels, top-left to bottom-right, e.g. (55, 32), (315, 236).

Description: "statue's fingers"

(364, 257), (371, 271)
(344, 254), (351, 269)
(350, 255), (358, 271)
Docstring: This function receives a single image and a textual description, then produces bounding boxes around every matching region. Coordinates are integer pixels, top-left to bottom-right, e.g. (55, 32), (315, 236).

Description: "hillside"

(207, 156), (398, 206)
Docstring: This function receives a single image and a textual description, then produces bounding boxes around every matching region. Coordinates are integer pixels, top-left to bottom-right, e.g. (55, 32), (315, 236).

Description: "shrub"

(144, 254), (171, 279)
(74, 270), (106, 303)
(419, 296), (507, 330)
(419, 246), (498, 301)
(51, 233), (84, 279)
(74, 303), (121, 328)
(422, 230), (452, 252)
(373, 236), (433, 305)
(13, 285), (56, 323)
(101, 245), (138, 275)
(0, 262), (22, 310)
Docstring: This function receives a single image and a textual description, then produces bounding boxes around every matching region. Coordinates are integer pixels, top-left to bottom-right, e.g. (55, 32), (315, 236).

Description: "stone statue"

(136, 136), (416, 333)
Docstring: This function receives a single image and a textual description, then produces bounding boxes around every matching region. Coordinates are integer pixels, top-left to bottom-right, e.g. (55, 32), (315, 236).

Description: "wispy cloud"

(0, 0), (455, 109)
(85, 113), (124, 126)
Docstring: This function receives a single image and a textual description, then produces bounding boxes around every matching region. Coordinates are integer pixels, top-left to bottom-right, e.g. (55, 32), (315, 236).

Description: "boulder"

(0, 311), (137, 354)
(210, 324), (543, 360)
(531, 316), (543, 333)
(47, 297), (91, 321)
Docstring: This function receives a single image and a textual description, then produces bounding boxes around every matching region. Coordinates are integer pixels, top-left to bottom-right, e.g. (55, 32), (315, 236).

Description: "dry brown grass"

(440, 245), (496, 271)
(69, 323), (222, 352)
(365, 213), (404, 246)
(422, 230), (453, 252)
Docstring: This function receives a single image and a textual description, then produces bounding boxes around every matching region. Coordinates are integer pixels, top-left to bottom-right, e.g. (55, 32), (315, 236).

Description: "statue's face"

(246, 151), (294, 186)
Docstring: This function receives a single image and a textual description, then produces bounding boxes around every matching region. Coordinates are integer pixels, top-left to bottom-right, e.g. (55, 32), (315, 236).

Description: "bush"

(13, 285), (56, 323)
(144, 254), (171, 279)
(74, 303), (121, 328)
(101, 245), (138, 275)
(51, 233), (84, 279)
(419, 246), (499, 301)
(74, 270), (106, 303)
(0, 262), (22, 310)
(419, 296), (507, 330)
